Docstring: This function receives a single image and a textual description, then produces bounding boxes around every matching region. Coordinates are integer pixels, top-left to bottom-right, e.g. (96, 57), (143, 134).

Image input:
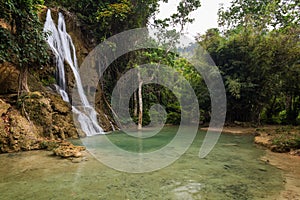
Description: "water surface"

(0, 127), (283, 199)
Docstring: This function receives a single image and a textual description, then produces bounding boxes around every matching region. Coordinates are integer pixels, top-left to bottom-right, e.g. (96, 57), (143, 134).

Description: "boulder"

(52, 141), (86, 158)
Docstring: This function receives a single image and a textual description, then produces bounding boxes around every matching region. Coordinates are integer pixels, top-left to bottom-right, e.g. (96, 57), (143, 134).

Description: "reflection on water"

(0, 127), (283, 199)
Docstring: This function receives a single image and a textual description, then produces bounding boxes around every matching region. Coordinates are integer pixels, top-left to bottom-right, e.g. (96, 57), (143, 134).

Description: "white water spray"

(43, 9), (104, 136)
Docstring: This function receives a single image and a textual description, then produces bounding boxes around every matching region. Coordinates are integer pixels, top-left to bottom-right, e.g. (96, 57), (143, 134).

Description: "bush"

(272, 133), (300, 152)
(166, 112), (181, 125)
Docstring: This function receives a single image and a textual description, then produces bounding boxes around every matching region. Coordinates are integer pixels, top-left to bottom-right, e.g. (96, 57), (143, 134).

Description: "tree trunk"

(137, 70), (143, 130)
(18, 66), (30, 96)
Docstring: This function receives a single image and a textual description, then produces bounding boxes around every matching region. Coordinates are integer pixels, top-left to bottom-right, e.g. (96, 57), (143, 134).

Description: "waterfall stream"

(43, 9), (105, 136)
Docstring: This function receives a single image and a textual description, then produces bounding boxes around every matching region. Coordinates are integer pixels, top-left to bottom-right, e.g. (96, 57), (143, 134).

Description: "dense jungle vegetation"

(0, 0), (299, 127)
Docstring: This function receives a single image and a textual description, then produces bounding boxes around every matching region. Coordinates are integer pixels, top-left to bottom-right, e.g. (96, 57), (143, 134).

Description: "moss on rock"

(17, 91), (78, 140)
(0, 99), (42, 153)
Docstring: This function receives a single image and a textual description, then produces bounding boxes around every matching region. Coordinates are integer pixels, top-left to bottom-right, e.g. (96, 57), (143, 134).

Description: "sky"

(155, 0), (232, 37)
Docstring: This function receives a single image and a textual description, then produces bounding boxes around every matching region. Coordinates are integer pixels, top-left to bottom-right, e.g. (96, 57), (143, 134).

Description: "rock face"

(0, 99), (42, 153)
(18, 91), (78, 139)
(0, 7), (117, 155)
(0, 63), (19, 94)
(0, 96), (86, 157)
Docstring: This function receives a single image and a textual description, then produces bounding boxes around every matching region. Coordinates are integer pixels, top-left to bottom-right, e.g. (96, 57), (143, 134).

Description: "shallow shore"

(202, 125), (300, 199)
(261, 150), (300, 200)
(200, 126), (257, 135)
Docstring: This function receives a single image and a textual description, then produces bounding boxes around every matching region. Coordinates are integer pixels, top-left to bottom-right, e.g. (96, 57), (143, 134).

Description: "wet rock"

(47, 93), (78, 138)
(39, 139), (60, 150)
(270, 145), (290, 153)
(0, 93), (80, 154)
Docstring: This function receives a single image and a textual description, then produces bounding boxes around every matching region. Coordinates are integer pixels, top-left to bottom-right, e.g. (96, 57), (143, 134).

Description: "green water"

(0, 127), (283, 199)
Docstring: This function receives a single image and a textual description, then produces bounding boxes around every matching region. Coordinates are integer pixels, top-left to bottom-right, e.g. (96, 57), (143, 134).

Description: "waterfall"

(43, 9), (104, 136)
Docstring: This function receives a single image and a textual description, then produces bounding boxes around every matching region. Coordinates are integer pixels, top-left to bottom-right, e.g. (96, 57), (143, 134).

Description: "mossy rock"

(0, 99), (42, 153)
(47, 93), (71, 114)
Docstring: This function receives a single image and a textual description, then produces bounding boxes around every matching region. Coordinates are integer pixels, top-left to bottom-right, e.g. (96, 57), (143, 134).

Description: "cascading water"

(43, 9), (104, 136)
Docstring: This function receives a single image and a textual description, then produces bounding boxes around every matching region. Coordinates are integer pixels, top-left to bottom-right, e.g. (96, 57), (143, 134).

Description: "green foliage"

(149, 108), (165, 125)
(41, 76), (56, 86)
(226, 78), (241, 99)
(272, 111), (284, 124)
(169, 0), (201, 31)
(218, 0), (300, 31)
(0, 0), (49, 65)
(197, 0), (300, 124)
(40, 0), (298, 128)
(142, 110), (151, 126)
(272, 134), (300, 152)
(0, 0), (50, 93)
(0, 28), (13, 62)
(45, 0), (165, 42)
(166, 103), (181, 124)
(167, 112), (181, 125)
(97, 0), (133, 23)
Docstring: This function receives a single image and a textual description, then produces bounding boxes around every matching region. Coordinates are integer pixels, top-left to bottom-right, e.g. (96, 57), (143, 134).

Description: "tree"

(123, 0), (201, 129)
(266, 27), (300, 124)
(0, 0), (49, 95)
(218, 0), (300, 31)
(42, 0), (202, 127)
(198, 0), (300, 124)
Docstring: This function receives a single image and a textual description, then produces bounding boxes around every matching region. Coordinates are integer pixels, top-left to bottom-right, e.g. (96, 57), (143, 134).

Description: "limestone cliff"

(0, 7), (116, 154)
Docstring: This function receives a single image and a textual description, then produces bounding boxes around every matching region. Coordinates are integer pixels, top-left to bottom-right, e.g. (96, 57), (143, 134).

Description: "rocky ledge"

(254, 127), (300, 156)
(0, 92), (86, 159)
